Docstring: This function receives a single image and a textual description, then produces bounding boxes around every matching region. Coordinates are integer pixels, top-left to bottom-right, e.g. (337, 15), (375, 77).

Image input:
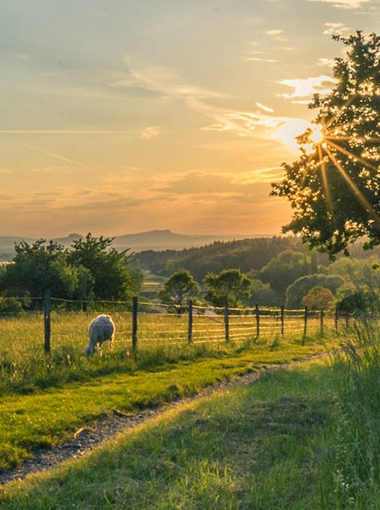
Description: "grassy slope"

(0, 338), (330, 472)
(1, 360), (335, 509)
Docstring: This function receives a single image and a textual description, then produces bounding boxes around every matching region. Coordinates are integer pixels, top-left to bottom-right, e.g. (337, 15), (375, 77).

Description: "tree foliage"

(272, 32), (380, 257)
(157, 270), (200, 313)
(0, 234), (142, 304)
(301, 286), (334, 310)
(285, 273), (344, 308)
(68, 233), (142, 301)
(204, 269), (252, 307)
(259, 250), (317, 294)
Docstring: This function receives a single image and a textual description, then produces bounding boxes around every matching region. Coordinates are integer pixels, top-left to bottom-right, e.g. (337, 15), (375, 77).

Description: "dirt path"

(0, 353), (331, 486)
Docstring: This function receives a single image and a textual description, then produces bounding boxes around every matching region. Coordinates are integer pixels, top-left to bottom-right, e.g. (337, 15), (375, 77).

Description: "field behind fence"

(0, 294), (348, 361)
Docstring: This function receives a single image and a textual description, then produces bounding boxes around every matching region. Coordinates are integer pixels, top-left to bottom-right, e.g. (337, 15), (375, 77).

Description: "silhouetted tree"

(272, 32), (380, 257)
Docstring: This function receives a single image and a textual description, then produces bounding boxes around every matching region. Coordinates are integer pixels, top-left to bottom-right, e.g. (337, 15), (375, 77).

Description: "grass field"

(2, 327), (380, 509)
(0, 310), (337, 473)
(0, 308), (334, 397)
(2, 348), (376, 509)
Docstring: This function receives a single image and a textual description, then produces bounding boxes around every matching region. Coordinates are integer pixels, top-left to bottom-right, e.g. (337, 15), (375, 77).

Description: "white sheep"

(84, 314), (115, 355)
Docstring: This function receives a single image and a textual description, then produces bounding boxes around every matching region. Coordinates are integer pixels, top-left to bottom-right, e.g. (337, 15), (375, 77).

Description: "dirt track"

(0, 353), (330, 487)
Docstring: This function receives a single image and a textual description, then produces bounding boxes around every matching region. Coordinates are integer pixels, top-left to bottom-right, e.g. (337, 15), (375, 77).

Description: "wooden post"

(335, 308), (338, 333)
(44, 290), (51, 354)
(302, 306), (308, 345)
(320, 309), (324, 336)
(280, 306), (284, 336)
(132, 297), (138, 352)
(255, 304), (260, 339)
(224, 304), (229, 343)
(188, 300), (193, 344)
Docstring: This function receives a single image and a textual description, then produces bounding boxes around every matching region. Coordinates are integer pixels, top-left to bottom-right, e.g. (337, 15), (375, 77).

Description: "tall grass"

(0, 310), (328, 397)
(323, 319), (380, 509)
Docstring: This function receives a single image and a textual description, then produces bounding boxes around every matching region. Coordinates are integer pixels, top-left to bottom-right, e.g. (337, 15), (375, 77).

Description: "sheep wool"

(84, 314), (115, 355)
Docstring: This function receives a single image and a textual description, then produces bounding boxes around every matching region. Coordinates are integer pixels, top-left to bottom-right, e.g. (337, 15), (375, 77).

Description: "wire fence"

(0, 293), (356, 360)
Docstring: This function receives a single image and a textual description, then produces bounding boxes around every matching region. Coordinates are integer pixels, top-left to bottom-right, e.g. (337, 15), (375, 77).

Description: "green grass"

(0, 310), (328, 396)
(0, 334), (332, 472)
(0, 359), (337, 509)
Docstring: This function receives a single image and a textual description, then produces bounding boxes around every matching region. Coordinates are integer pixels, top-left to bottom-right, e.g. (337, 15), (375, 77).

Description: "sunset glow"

(0, 1), (379, 237)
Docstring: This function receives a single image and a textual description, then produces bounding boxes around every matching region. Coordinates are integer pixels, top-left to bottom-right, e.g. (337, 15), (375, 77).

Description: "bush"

(0, 297), (23, 315)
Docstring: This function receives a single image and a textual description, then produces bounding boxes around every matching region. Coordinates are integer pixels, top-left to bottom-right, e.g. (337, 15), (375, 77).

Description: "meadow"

(2, 327), (380, 509)
(0, 302), (340, 475)
(0, 305), (333, 396)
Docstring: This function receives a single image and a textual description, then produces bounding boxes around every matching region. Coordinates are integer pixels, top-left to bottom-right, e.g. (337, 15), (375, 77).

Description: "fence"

(0, 293), (353, 357)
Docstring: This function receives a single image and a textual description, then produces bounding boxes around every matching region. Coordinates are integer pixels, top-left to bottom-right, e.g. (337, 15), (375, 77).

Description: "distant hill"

(112, 229), (263, 252)
(135, 236), (309, 281)
(0, 230), (264, 261)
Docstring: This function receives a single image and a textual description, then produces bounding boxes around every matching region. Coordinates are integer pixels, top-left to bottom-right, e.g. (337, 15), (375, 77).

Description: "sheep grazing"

(84, 314), (115, 355)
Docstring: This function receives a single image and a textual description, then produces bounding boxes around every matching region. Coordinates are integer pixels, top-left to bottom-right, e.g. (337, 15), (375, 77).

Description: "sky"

(0, 0), (379, 237)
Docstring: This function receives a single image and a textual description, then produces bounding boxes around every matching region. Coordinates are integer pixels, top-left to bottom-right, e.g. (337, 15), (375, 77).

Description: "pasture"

(0, 303), (337, 396)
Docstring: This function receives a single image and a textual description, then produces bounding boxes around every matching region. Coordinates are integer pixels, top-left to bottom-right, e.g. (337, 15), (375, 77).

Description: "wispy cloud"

(318, 57), (336, 67)
(306, 0), (370, 9)
(140, 126), (162, 140)
(0, 130), (132, 135)
(256, 102), (275, 113)
(323, 22), (351, 35)
(245, 57), (279, 63)
(110, 59), (227, 101)
(0, 168), (11, 174)
(278, 75), (337, 100)
(266, 29), (283, 36)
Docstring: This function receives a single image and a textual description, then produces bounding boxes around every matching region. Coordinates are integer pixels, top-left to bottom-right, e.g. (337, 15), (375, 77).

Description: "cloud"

(245, 57), (279, 63)
(0, 168), (11, 174)
(31, 166), (75, 173)
(266, 29), (283, 36)
(278, 75), (337, 100)
(110, 59), (227, 101)
(323, 22), (351, 35)
(306, 0), (370, 8)
(140, 126), (161, 140)
(318, 57), (336, 67)
(256, 102), (275, 113)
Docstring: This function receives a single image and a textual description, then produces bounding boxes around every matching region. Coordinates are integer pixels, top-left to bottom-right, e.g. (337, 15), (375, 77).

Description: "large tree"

(68, 233), (142, 301)
(204, 269), (252, 307)
(272, 32), (380, 257)
(157, 270), (200, 314)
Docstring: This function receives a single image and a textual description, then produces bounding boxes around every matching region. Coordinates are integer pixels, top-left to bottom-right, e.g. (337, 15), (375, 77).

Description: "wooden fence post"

(302, 306), (308, 345)
(280, 306), (284, 336)
(335, 308), (338, 333)
(44, 290), (51, 354)
(255, 304), (260, 339)
(188, 300), (193, 343)
(224, 304), (229, 343)
(132, 297), (138, 352)
(320, 309), (324, 336)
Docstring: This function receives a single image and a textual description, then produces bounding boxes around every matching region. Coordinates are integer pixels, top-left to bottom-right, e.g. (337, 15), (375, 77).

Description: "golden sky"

(0, 0), (379, 237)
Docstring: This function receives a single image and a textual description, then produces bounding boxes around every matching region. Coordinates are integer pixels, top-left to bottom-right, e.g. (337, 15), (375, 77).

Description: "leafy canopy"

(0, 234), (142, 303)
(301, 286), (334, 310)
(204, 269), (252, 307)
(272, 32), (380, 257)
(157, 270), (200, 312)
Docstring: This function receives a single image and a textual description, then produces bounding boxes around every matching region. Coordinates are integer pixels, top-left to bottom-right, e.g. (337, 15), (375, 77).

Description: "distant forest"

(136, 236), (380, 309)
(136, 236), (380, 281)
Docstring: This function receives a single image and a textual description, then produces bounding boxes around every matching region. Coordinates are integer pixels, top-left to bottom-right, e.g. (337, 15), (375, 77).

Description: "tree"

(157, 270), (200, 314)
(204, 269), (252, 307)
(0, 240), (81, 302)
(68, 234), (142, 301)
(259, 250), (314, 294)
(302, 286), (334, 310)
(286, 273), (344, 308)
(272, 32), (380, 257)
